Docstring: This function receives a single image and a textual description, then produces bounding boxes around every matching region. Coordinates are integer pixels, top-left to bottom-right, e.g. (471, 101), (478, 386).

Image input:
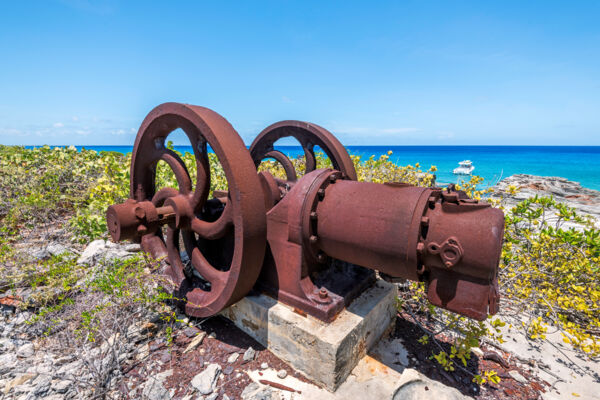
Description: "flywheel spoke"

(191, 247), (226, 288)
(265, 150), (297, 181)
(159, 149), (192, 194)
(190, 202), (233, 240)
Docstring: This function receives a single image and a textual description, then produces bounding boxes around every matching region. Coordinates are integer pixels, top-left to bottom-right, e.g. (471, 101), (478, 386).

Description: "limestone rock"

(142, 379), (171, 400)
(16, 343), (34, 358)
(52, 380), (71, 393)
(243, 346), (256, 362)
(183, 331), (207, 354)
(508, 370), (528, 384)
(277, 369), (287, 379)
(491, 174), (600, 227)
(77, 239), (138, 265)
(191, 363), (221, 395)
(227, 352), (239, 363)
(241, 383), (273, 400)
(392, 368), (469, 400)
(30, 243), (72, 260)
(3, 373), (36, 394)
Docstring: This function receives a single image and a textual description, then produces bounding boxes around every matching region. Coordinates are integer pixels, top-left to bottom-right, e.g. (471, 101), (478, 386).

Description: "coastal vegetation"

(0, 144), (598, 391)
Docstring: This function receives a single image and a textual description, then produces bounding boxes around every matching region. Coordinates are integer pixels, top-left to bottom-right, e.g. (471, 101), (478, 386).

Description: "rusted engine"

(107, 103), (504, 322)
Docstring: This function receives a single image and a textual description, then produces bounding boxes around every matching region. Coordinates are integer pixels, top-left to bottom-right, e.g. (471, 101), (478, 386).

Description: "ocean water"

(28, 145), (600, 191)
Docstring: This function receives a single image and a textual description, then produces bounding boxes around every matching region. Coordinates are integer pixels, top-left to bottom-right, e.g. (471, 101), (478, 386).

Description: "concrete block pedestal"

(221, 280), (397, 391)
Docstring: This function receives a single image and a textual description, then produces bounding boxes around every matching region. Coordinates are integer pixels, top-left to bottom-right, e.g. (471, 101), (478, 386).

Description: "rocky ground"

(1, 174), (599, 399)
(490, 174), (600, 228)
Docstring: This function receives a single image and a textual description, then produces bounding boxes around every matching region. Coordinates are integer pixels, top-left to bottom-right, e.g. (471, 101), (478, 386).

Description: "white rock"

(47, 243), (70, 256)
(183, 332), (207, 354)
(16, 343), (34, 358)
(392, 368), (469, 400)
(142, 378), (171, 400)
(136, 344), (150, 361)
(243, 346), (256, 362)
(77, 240), (107, 264)
(53, 380), (71, 393)
(3, 373), (36, 394)
(77, 239), (135, 265)
(277, 369), (287, 379)
(471, 347), (484, 357)
(191, 364), (221, 395)
(0, 338), (15, 352)
(0, 353), (17, 375)
(227, 353), (239, 363)
(260, 362), (268, 370)
(508, 370), (528, 384)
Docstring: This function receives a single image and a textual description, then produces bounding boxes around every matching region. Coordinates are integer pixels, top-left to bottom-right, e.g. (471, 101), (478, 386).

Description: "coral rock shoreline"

(491, 174), (600, 225)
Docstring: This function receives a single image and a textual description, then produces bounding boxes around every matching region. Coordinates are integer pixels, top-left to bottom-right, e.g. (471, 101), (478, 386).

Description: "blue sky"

(1, 1), (599, 146)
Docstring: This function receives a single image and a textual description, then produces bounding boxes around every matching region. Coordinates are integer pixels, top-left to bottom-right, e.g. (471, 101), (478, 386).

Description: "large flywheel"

(249, 120), (357, 182)
(107, 103), (266, 317)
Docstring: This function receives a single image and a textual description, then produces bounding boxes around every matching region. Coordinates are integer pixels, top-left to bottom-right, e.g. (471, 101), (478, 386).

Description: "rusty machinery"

(107, 103), (504, 323)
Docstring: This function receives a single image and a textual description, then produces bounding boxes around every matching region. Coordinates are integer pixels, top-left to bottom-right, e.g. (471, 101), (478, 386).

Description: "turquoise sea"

(28, 145), (600, 191)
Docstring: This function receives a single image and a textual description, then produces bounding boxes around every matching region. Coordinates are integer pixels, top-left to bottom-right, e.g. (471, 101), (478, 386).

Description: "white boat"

(453, 160), (474, 175)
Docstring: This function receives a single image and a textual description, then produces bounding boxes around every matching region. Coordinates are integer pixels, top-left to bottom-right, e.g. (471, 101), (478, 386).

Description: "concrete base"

(220, 280), (397, 391)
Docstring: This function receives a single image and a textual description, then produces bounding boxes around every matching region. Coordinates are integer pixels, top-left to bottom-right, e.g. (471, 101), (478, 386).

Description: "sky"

(0, 1), (599, 146)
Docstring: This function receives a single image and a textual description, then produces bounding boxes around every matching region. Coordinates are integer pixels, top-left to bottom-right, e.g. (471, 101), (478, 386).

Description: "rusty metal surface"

(249, 120), (357, 182)
(107, 103), (266, 317)
(107, 105), (504, 323)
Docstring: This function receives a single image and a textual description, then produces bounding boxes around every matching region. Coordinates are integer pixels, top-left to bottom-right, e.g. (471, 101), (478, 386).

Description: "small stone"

(183, 331), (207, 354)
(227, 353), (239, 363)
(3, 373), (36, 394)
(223, 395), (231, 400)
(260, 362), (268, 370)
(123, 243), (141, 252)
(16, 343), (34, 358)
(160, 350), (172, 363)
(205, 393), (219, 400)
(508, 370), (528, 384)
(471, 347), (484, 357)
(183, 326), (201, 338)
(277, 369), (287, 379)
(142, 378), (170, 400)
(208, 332), (216, 339)
(136, 343), (150, 361)
(0, 338), (15, 352)
(392, 369), (467, 400)
(53, 380), (71, 394)
(33, 375), (51, 395)
(223, 365), (234, 375)
(47, 243), (70, 256)
(156, 369), (174, 381)
(243, 346), (256, 362)
(191, 363), (221, 395)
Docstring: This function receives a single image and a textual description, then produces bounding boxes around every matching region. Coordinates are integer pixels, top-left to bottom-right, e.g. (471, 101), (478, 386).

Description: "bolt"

(137, 225), (148, 235)
(329, 174), (337, 183)
(416, 242), (425, 254)
(420, 216), (429, 226)
(319, 288), (328, 299)
(428, 196), (437, 207)
(310, 211), (318, 220)
(317, 188), (325, 200)
(445, 261), (453, 268)
(134, 207), (146, 219)
(317, 253), (327, 263)
(309, 235), (318, 244)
